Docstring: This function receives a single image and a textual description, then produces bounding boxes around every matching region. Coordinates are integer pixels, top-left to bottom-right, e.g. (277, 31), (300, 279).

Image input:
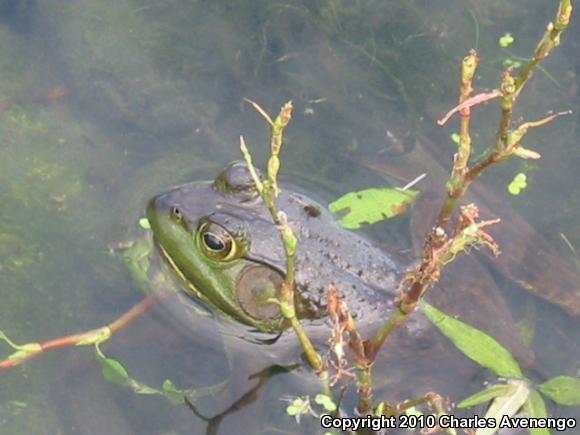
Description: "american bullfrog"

(146, 160), (403, 334)
(143, 159), (530, 365)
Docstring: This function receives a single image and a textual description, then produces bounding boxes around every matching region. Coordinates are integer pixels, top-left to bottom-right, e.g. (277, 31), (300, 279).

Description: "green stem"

(513, 0), (572, 98)
(241, 103), (322, 372)
(289, 316), (323, 370)
(357, 366), (373, 415)
(368, 308), (406, 359)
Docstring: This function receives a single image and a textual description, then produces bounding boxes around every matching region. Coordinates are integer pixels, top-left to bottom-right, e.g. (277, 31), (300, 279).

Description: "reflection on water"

(0, 0), (579, 433)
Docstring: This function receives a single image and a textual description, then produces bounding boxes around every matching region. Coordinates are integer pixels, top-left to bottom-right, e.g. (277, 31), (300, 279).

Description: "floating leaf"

(138, 218), (151, 229)
(508, 173), (527, 195)
(329, 188), (418, 229)
(503, 59), (522, 68)
(523, 390), (550, 435)
(458, 384), (513, 408)
(96, 353), (129, 385)
(477, 380), (530, 435)
(315, 394), (337, 412)
(499, 33), (515, 47)
(420, 301), (523, 377)
(538, 375), (580, 405)
(286, 397), (309, 416)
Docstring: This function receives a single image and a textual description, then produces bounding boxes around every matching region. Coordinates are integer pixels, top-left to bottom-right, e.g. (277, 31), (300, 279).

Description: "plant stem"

(357, 366), (373, 415)
(514, 0), (572, 98)
(0, 291), (166, 369)
(438, 49), (478, 229)
(241, 102), (323, 371)
(367, 0), (573, 362)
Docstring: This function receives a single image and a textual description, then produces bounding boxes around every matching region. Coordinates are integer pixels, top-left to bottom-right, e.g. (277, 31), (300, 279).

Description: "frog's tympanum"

(147, 161), (402, 335)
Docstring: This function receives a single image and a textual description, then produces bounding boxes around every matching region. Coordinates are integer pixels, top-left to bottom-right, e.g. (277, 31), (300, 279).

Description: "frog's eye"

(199, 222), (236, 261)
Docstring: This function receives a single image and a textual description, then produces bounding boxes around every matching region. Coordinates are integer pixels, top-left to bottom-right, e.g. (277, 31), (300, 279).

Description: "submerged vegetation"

(0, 1), (579, 434)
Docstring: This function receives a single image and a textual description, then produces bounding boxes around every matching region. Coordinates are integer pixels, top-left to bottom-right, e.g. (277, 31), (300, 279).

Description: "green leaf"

(315, 394), (337, 412)
(420, 301), (523, 377)
(523, 390), (550, 435)
(286, 398), (308, 416)
(0, 330), (41, 352)
(329, 188), (418, 229)
(97, 354), (129, 385)
(404, 406), (423, 417)
(538, 375), (580, 405)
(0, 330), (22, 350)
(458, 384), (513, 408)
(499, 33), (515, 48)
(477, 380), (530, 435)
(508, 184), (522, 195)
(513, 147), (541, 160)
(138, 218), (151, 229)
(508, 173), (528, 196)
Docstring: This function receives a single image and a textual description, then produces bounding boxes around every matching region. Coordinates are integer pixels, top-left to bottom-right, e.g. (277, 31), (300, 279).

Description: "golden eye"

(199, 222), (235, 260)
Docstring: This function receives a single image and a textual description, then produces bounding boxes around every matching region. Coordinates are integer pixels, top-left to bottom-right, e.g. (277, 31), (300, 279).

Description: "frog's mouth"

(156, 243), (205, 302)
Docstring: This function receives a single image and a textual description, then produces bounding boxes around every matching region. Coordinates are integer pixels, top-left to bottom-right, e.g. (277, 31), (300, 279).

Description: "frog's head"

(147, 161), (287, 332)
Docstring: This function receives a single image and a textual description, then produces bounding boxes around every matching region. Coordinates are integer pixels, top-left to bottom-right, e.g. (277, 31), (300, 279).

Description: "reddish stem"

(0, 291), (167, 369)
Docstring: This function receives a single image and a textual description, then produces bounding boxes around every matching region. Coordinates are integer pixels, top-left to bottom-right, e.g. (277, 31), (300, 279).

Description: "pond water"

(0, 1), (579, 434)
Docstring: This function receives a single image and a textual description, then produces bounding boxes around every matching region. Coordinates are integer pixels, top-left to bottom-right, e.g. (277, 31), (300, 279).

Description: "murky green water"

(1, 1), (579, 434)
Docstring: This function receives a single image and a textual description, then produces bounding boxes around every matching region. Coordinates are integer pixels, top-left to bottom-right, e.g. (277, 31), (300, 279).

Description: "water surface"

(1, 1), (579, 434)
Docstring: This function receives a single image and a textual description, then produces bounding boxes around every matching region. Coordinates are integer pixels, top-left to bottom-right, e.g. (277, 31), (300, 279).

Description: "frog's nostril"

(171, 206), (182, 220)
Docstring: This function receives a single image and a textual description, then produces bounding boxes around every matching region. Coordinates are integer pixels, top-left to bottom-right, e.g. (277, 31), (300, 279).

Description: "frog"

(135, 159), (532, 366)
(145, 160), (403, 334)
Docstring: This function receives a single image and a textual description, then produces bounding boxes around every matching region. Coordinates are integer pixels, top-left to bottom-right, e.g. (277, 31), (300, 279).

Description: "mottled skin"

(147, 161), (402, 334)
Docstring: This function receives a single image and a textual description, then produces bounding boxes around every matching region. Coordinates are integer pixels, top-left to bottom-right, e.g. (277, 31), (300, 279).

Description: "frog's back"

(248, 188), (401, 321)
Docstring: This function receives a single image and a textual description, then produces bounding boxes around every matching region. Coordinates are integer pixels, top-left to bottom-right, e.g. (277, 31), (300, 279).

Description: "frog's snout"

(147, 193), (168, 222)
(146, 191), (183, 230)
